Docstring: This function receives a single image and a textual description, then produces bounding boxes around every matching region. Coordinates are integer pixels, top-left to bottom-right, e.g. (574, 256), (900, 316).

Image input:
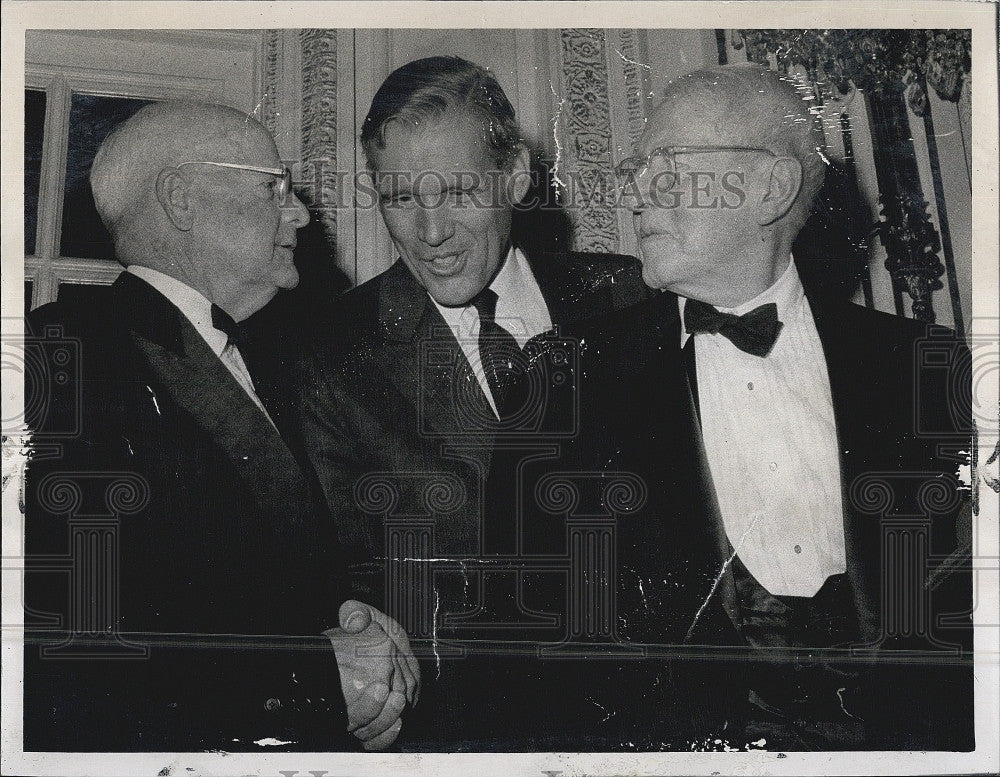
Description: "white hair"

(90, 101), (262, 257)
(660, 63), (827, 226)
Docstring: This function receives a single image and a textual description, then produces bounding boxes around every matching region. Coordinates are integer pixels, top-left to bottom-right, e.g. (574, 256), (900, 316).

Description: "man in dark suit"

(538, 63), (973, 749)
(23, 101), (417, 752)
(300, 56), (647, 748)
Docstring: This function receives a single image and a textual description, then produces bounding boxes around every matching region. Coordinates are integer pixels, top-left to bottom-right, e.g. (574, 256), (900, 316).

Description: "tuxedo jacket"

(530, 283), (975, 749)
(23, 272), (351, 751)
(299, 249), (648, 749)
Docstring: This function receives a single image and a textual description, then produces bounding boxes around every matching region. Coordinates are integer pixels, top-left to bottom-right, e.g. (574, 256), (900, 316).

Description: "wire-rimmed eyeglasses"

(615, 145), (777, 192)
(176, 161), (293, 206)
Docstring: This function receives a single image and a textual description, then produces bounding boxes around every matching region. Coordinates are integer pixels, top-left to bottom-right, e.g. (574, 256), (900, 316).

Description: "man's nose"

(417, 204), (455, 246)
(619, 169), (651, 214)
(282, 190), (311, 229)
(632, 211), (645, 240)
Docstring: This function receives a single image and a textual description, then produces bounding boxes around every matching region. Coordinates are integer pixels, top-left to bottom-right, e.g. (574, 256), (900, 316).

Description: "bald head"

(90, 100), (310, 320)
(648, 63), (826, 224)
(630, 64), (828, 304)
(90, 101), (278, 256)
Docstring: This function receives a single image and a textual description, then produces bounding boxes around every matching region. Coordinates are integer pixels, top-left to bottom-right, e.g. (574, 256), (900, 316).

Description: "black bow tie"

(684, 298), (783, 357)
(211, 304), (244, 349)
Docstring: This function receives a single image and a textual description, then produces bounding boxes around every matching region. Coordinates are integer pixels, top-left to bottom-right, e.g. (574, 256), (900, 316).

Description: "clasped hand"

(325, 600), (420, 750)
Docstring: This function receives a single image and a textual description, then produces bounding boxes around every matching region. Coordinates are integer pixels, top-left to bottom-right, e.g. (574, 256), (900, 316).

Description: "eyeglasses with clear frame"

(176, 161), (293, 206)
(615, 145), (777, 194)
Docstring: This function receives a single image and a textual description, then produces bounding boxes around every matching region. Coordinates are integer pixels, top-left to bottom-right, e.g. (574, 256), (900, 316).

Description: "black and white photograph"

(2, 2), (998, 775)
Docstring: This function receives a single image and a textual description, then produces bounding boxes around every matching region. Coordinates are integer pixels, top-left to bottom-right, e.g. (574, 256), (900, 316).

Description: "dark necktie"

(211, 303), (245, 352)
(471, 289), (522, 414)
(684, 298), (783, 358)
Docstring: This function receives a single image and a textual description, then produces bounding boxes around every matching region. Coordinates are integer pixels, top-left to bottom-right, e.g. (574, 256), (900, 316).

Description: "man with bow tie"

(23, 101), (417, 752)
(557, 63), (973, 749)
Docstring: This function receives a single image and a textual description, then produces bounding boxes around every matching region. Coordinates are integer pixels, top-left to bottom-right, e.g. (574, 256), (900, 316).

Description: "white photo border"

(2, 2), (997, 775)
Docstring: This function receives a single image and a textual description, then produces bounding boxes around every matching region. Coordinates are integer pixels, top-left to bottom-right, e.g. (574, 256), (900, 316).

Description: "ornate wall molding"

(606, 28), (651, 259)
(559, 29), (618, 253)
(261, 29), (281, 135)
(957, 74), (972, 187)
(300, 29), (338, 240)
(733, 29), (971, 323)
(616, 29), (648, 153)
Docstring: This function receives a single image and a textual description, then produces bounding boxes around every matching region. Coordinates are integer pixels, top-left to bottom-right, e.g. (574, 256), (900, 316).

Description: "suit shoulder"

(335, 270), (383, 316)
(576, 290), (678, 347)
(545, 250), (641, 279)
(558, 250), (640, 269)
(24, 299), (128, 439)
(27, 298), (116, 342)
(307, 270), (391, 374)
(324, 269), (386, 343)
(537, 251), (648, 311)
(819, 297), (955, 350)
(28, 300), (80, 330)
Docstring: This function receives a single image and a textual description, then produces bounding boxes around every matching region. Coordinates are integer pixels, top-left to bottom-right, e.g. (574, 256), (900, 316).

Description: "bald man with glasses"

(23, 101), (417, 752)
(540, 63), (974, 750)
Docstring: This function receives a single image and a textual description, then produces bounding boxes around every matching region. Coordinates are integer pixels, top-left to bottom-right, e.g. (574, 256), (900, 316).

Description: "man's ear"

(155, 168), (194, 231)
(758, 156), (803, 226)
(506, 145), (532, 205)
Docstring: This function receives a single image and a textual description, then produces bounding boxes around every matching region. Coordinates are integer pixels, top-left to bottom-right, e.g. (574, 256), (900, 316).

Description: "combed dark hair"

(361, 55), (522, 169)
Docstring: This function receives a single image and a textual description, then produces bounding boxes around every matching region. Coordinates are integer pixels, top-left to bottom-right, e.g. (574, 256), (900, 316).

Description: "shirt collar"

(491, 246), (552, 341)
(726, 254), (802, 318)
(429, 246), (551, 344)
(126, 265), (228, 357)
(429, 245), (518, 338)
(678, 255), (803, 346)
(489, 244), (526, 301)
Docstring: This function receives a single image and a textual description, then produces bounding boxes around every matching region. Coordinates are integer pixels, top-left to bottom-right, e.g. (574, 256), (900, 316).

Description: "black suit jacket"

(299, 249), (648, 749)
(302, 251), (647, 577)
(529, 284), (975, 749)
(23, 272), (351, 751)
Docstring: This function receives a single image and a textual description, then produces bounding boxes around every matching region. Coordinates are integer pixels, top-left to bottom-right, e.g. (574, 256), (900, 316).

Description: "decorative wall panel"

(262, 29), (281, 136)
(558, 29), (618, 253)
(615, 29), (649, 153)
(300, 29), (339, 240)
(732, 29), (972, 328)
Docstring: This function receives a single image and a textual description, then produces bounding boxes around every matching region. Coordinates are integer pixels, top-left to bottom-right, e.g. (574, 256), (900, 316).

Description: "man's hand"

(324, 600), (420, 751)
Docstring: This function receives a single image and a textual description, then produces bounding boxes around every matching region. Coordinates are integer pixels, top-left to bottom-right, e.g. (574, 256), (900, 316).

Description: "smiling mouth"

(422, 252), (466, 276)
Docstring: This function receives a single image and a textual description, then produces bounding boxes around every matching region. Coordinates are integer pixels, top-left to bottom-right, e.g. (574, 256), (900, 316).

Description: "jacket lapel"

(595, 294), (735, 644)
(807, 291), (884, 643)
(114, 273), (316, 526)
(652, 305), (737, 643)
(377, 260), (495, 442)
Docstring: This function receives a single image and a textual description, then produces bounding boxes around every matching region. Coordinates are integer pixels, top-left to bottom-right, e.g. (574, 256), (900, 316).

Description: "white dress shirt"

(679, 258), (847, 597)
(126, 266), (276, 425)
(431, 246), (552, 417)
